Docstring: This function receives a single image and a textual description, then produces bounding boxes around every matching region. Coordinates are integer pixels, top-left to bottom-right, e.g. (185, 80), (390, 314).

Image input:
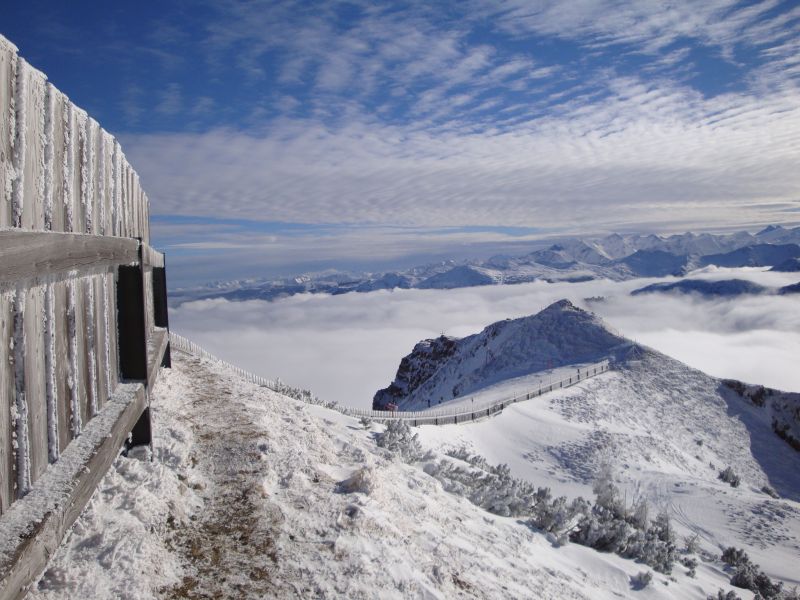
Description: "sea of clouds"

(170, 267), (800, 408)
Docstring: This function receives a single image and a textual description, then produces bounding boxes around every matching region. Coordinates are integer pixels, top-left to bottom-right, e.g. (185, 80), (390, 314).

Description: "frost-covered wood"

(0, 230), (139, 287)
(0, 383), (147, 600)
(0, 32), (169, 594)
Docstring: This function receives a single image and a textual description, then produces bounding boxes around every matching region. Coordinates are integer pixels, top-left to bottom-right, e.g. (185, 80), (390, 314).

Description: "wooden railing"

(0, 35), (169, 600)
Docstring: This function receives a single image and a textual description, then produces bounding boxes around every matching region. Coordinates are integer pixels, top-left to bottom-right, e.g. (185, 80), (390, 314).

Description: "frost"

(12, 288), (31, 495)
(11, 57), (27, 227)
(43, 83), (55, 230)
(62, 100), (74, 232)
(44, 283), (59, 462)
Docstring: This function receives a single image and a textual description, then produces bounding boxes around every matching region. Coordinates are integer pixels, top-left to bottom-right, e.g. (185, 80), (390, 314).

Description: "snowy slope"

(29, 343), (800, 599)
(416, 348), (800, 590)
(374, 300), (627, 410)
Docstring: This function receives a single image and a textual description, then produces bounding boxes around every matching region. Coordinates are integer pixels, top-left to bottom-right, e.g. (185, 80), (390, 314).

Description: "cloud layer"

(170, 268), (800, 408)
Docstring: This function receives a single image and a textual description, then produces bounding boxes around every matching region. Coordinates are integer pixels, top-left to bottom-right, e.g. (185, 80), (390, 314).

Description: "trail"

(159, 352), (286, 599)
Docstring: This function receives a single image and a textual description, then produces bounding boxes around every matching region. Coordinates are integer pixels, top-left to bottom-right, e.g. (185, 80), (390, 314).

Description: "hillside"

(374, 300), (627, 410)
(27, 338), (800, 599)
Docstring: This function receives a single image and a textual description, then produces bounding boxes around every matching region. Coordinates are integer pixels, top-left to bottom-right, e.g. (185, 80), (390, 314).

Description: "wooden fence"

(0, 35), (169, 600)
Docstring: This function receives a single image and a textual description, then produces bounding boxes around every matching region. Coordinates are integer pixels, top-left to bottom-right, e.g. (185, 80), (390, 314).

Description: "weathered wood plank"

(71, 109), (86, 234)
(20, 65), (46, 230)
(148, 328), (169, 390)
(49, 89), (65, 233)
(52, 281), (71, 454)
(0, 230), (139, 287)
(0, 383), (147, 600)
(104, 272), (118, 394)
(0, 294), (15, 513)
(23, 286), (47, 484)
(74, 279), (89, 429)
(141, 244), (164, 268)
(0, 39), (15, 228)
(92, 275), (108, 410)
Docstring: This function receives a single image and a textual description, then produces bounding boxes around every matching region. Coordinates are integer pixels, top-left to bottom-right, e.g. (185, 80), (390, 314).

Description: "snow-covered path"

(158, 353), (285, 598)
(27, 348), (769, 599)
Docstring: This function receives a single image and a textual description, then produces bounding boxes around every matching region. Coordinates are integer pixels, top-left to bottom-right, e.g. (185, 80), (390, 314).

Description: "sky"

(170, 267), (800, 408)
(4, 0), (800, 285)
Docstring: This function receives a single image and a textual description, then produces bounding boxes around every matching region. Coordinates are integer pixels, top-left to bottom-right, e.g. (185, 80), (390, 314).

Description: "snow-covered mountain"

(631, 279), (769, 297)
(171, 226), (800, 305)
(33, 310), (800, 598)
(374, 300), (627, 410)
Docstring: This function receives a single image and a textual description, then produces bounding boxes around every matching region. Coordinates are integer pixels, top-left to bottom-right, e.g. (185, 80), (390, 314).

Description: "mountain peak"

(373, 300), (625, 409)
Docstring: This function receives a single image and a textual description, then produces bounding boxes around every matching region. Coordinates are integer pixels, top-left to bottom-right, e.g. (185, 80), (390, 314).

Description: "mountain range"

(171, 225), (800, 304)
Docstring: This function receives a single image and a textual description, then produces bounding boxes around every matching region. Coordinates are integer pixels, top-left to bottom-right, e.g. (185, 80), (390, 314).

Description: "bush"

(718, 467), (741, 488)
(375, 420), (423, 462)
(721, 546), (784, 599)
(707, 591), (741, 600)
(359, 416), (372, 430)
(630, 571), (652, 590)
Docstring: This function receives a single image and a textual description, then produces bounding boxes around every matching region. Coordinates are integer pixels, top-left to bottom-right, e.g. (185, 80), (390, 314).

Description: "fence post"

(116, 240), (150, 449)
(152, 257), (171, 368)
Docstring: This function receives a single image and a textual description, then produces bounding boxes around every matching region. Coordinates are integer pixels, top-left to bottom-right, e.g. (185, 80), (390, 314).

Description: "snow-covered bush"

(375, 421), (423, 462)
(718, 467), (741, 487)
(570, 471), (677, 573)
(338, 466), (376, 495)
(630, 570), (652, 590)
(707, 591), (741, 600)
(761, 484), (779, 498)
(359, 416), (372, 430)
(722, 546), (784, 599)
(271, 378), (337, 409)
(681, 556), (698, 578)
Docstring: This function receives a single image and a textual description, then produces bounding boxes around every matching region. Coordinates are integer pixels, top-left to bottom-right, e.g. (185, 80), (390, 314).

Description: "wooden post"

(152, 261), (171, 368)
(116, 241), (150, 449)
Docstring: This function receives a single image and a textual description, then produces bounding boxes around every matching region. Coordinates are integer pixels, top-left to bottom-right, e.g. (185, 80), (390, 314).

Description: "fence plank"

(20, 64), (46, 230)
(0, 40), (15, 228)
(24, 286), (48, 484)
(0, 295), (15, 513)
(0, 383), (147, 600)
(93, 274), (109, 410)
(52, 281), (71, 454)
(0, 230), (139, 286)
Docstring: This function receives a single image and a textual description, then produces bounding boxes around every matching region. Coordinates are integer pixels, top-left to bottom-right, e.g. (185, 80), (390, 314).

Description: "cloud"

(170, 267), (800, 408)
(124, 76), (800, 236)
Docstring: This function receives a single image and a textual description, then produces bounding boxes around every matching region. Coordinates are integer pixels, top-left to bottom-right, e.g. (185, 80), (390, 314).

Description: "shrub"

(718, 467), (741, 488)
(707, 591), (741, 600)
(722, 546), (784, 599)
(630, 571), (652, 590)
(375, 420), (423, 462)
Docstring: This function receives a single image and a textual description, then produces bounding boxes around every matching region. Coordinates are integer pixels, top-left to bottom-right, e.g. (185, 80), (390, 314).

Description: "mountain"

(36, 320), (800, 598)
(698, 243), (800, 268)
(612, 249), (692, 277)
(631, 279), (768, 297)
(770, 257), (800, 272)
(171, 226), (800, 305)
(416, 265), (499, 289)
(373, 300), (626, 410)
(779, 282), (800, 295)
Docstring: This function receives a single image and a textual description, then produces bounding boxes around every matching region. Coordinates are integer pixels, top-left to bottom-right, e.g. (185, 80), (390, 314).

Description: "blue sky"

(5, 0), (800, 285)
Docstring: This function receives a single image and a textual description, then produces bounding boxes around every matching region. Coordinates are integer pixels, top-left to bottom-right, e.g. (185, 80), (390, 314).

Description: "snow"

(26, 342), (799, 599)
(374, 300), (627, 410)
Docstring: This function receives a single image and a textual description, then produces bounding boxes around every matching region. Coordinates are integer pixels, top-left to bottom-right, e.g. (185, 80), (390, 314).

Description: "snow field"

(27, 346), (795, 598)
